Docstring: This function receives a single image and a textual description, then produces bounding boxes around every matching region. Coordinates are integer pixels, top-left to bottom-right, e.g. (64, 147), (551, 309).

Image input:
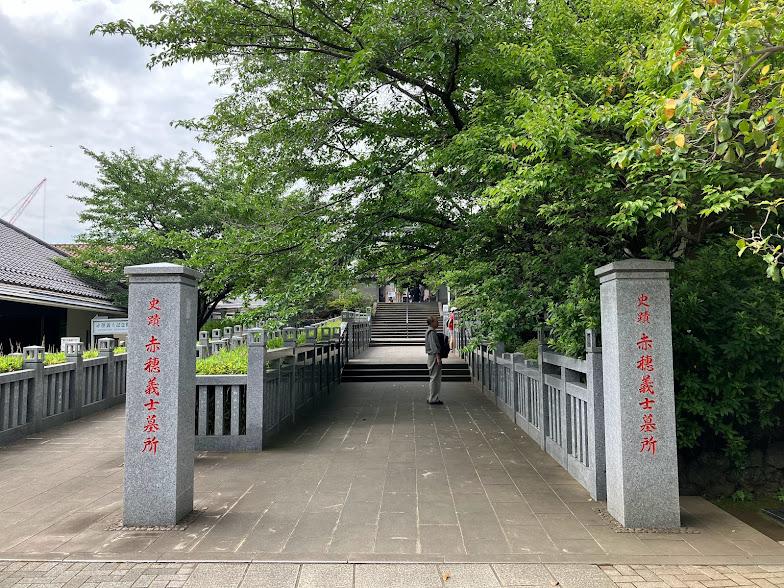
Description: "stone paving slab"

(3, 562), (784, 587)
(1, 372), (784, 565)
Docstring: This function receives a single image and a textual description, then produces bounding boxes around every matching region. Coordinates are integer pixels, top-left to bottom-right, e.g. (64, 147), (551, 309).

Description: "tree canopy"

(63, 147), (238, 329)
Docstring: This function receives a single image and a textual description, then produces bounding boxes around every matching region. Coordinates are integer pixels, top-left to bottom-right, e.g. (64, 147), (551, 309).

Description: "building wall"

(0, 300), (66, 351)
(0, 301), (125, 352)
(66, 309), (127, 349)
(66, 309), (95, 348)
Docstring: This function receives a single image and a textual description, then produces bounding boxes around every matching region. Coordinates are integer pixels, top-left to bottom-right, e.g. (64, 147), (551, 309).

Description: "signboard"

(92, 317), (129, 336)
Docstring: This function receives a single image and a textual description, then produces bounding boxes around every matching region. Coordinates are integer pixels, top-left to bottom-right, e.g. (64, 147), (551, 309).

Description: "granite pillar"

(245, 329), (266, 450)
(595, 259), (680, 528)
(123, 262), (201, 526)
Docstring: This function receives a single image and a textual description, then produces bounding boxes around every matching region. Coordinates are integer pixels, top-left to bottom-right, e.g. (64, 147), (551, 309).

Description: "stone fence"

(194, 310), (371, 451)
(0, 338), (127, 446)
(0, 310), (371, 452)
(454, 320), (605, 500)
(452, 260), (681, 529)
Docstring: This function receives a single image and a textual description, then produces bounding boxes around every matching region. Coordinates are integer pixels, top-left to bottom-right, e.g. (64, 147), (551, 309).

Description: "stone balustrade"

(0, 339), (127, 446)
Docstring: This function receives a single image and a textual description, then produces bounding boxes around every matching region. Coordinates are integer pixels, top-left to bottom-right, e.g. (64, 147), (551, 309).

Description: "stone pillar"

(60, 337), (81, 352)
(342, 311), (354, 359)
(65, 341), (85, 416)
(584, 329), (606, 501)
(23, 346), (45, 431)
(98, 338), (116, 404)
(246, 329), (266, 449)
(123, 262), (201, 526)
(595, 259), (679, 528)
(283, 327), (297, 423)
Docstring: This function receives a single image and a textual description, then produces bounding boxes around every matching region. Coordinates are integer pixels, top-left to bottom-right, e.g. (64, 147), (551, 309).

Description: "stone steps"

(371, 302), (441, 347)
(341, 361), (471, 382)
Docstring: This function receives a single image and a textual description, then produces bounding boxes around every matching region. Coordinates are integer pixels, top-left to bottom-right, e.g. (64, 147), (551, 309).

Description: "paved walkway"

(3, 562), (784, 587)
(1, 348), (784, 586)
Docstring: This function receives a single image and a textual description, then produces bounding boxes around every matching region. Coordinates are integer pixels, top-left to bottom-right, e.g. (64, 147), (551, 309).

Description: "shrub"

(201, 312), (254, 335)
(546, 265), (601, 358)
(519, 339), (539, 363)
(326, 290), (372, 312)
(0, 356), (22, 373)
(44, 352), (66, 366)
(197, 346), (248, 375)
(671, 241), (784, 466)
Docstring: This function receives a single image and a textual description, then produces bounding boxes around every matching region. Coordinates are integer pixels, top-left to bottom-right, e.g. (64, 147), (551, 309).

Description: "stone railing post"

(320, 326), (332, 391)
(283, 327), (298, 423)
(98, 338), (116, 404)
(210, 339), (226, 355)
(585, 329), (606, 501)
(60, 337), (80, 352)
(61, 337), (85, 419)
(23, 346), (45, 431)
(511, 353), (525, 417)
(331, 326), (341, 381)
(536, 329), (548, 451)
(595, 259), (679, 528)
(123, 262), (201, 526)
(493, 341), (505, 403)
(342, 311), (354, 359)
(246, 329), (266, 449)
(305, 327), (317, 399)
(65, 341), (84, 417)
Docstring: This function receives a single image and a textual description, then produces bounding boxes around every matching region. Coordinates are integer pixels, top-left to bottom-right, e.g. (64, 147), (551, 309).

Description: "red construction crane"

(4, 178), (47, 225)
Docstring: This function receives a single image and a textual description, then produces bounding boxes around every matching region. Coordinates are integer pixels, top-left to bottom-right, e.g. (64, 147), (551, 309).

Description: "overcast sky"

(0, 0), (223, 243)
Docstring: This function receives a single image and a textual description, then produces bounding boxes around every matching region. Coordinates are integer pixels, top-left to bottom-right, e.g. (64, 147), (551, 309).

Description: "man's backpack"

(436, 332), (450, 359)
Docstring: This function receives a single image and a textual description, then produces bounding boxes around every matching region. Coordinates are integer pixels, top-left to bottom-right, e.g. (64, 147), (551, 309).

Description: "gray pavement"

(3, 561), (784, 587)
(2, 347), (784, 586)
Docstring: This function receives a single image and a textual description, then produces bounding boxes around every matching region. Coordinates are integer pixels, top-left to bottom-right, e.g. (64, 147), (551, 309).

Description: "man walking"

(424, 315), (443, 405)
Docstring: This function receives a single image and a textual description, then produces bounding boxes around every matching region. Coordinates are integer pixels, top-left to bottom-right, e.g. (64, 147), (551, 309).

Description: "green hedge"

(0, 347), (127, 374)
(197, 319), (343, 375)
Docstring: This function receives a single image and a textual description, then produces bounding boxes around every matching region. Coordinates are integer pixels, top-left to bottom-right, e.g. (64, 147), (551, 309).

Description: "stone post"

(585, 329), (606, 501)
(511, 353), (525, 418)
(98, 338), (116, 404)
(283, 327), (297, 423)
(331, 326), (341, 381)
(65, 341), (84, 417)
(23, 346), (45, 431)
(123, 262), (201, 526)
(595, 259), (679, 528)
(305, 327), (317, 398)
(246, 329), (266, 449)
(60, 337), (81, 352)
(342, 311), (354, 358)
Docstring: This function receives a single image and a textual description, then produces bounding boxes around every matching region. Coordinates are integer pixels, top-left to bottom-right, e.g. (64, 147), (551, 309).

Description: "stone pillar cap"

(124, 262), (203, 280)
(595, 259), (674, 279)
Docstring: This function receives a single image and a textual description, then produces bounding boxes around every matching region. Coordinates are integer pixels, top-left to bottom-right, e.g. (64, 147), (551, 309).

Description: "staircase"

(371, 302), (439, 346)
(341, 302), (471, 382)
(341, 361), (471, 382)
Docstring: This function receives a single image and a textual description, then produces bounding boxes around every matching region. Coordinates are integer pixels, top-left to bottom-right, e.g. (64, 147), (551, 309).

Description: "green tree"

(611, 0), (784, 279)
(91, 0), (661, 336)
(63, 147), (237, 329)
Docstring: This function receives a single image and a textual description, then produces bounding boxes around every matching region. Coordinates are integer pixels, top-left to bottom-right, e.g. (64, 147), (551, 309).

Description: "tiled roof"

(0, 220), (125, 312)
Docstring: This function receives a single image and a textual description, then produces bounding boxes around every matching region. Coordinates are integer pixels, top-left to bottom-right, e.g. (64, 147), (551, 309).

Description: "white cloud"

(0, 0), (224, 243)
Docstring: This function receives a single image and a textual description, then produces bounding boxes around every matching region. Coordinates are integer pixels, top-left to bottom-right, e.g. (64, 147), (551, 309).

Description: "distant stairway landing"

(371, 302), (440, 347)
(341, 361), (471, 382)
